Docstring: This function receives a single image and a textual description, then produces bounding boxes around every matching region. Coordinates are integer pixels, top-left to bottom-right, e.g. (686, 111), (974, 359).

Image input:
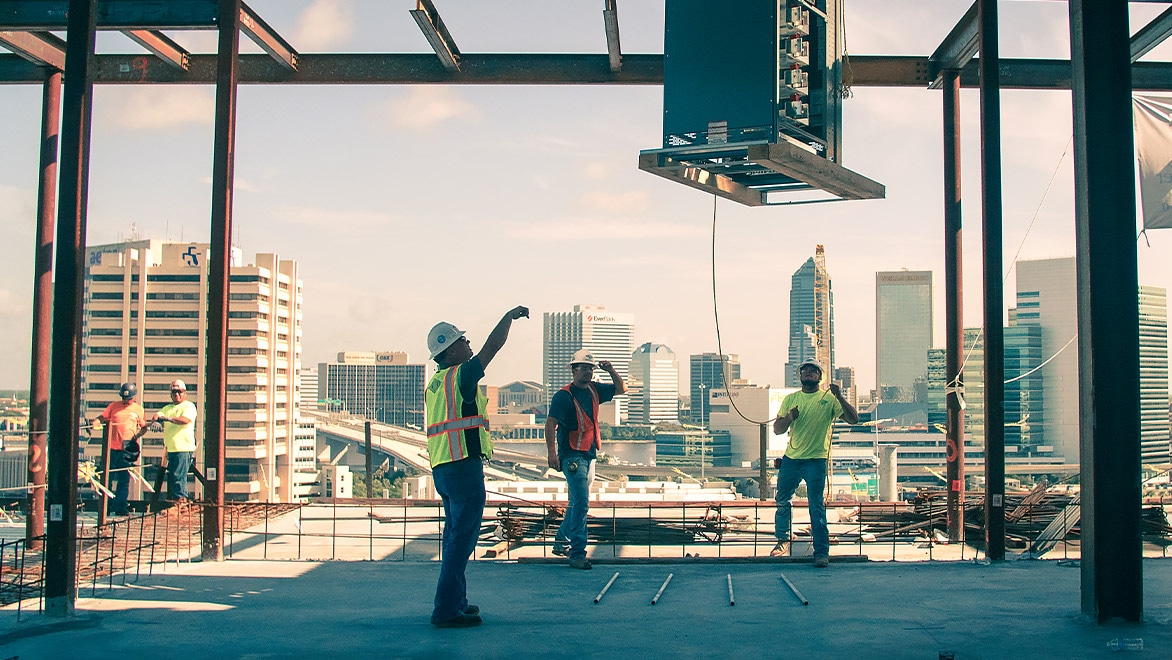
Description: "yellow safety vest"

(425, 362), (492, 467)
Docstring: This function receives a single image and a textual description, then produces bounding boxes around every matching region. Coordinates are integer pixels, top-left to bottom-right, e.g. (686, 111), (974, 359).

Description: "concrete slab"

(2, 558), (1171, 658)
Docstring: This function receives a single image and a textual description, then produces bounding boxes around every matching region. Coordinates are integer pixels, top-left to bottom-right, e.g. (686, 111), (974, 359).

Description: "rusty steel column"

(26, 68), (61, 547)
(1069, 0), (1143, 623)
(202, 0), (241, 562)
(978, 0), (1005, 561)
(45, 0), (97, 618)
(942, 68), (965, 543)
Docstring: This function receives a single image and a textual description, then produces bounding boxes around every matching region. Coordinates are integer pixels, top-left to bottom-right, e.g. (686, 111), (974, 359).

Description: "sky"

(1, 0), (1171, 396)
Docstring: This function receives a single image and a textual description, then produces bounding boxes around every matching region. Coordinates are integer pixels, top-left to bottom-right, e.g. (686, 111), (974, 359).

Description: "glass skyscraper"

(786, 245), (834, 387)
(542, 305), (634, 405)
(689, 352), (741, 426)
(875, 270), (933, 402)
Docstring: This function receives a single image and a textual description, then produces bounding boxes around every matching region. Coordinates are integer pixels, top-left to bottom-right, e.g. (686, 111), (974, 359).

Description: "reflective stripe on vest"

(561, 383), (600, 452)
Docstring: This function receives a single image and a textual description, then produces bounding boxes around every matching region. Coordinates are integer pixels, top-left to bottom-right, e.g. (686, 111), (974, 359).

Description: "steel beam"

(239, 2), (297, 71)
(0, 31), (65, 69)
(1070, 0), (1143, 624)
(750, 143), (885, 201)
(203, 0), (239, 562)
(25, 68), (60, 549)
(928, 1), (977, 88)
(603, 0), (621, 72)
(122, 29), (190, 70)
(1131, 5), (1172, 62)
(2, 53), (1172, 90)
(45, 0), (96, 618)
(941, 68), (965, 544)
(978, 0), (1005, 562)
(0, 0), (219, 30)
(410, 0), (460, 71)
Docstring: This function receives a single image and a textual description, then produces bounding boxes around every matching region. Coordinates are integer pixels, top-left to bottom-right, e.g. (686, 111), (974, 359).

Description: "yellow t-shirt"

(778, 389), (844, 460)
(159, 400), (198, 453)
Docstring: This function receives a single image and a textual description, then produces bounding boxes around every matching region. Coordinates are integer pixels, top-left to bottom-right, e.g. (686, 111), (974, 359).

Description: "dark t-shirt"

(548, 382), (617, 460)
(457, 357), (486, 462)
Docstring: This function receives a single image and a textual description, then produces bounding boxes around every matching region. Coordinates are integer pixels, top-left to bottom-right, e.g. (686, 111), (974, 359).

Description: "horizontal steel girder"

(1, 53), (1171, 90)
(0, 0), (219, 30)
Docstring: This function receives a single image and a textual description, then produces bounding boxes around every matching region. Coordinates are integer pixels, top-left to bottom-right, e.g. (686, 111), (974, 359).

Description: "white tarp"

(1134, 95), (1172, 230)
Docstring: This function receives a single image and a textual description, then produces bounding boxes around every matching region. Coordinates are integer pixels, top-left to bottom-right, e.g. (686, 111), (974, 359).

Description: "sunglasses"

(170, 389), (184, 394)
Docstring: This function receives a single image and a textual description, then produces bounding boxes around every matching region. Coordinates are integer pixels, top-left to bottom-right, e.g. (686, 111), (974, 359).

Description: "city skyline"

(3, 2), (1172, 397)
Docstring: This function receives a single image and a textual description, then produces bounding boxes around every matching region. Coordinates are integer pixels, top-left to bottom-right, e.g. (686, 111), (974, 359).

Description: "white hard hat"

(569, 349), (597, 368)
(170, 379), (187, 391)
(798, 358), (823, 375)
(427, 322), (466, 360)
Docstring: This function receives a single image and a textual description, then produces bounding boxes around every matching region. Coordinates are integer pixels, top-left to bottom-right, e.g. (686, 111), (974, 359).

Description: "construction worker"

(152, 379), (198, 504)
(544, 349), (625, 570)
(425, 305), (529, 628)
(771, 358), (858, 567)
(94, 382), (147, 516)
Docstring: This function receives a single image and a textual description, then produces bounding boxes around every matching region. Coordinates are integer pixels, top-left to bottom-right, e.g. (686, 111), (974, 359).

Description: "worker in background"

(545, 350), (626, 570)
(771, 358), (858, 568)
(152, 379), (198, 505)
(94, 382), (147, 517)
(425, 305), (529, 628)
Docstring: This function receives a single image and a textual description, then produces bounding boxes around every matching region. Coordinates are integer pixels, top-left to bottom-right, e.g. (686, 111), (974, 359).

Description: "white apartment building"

(628, 342), (680, 424)
(543, 304), (634, 419)
(82, 239), (310, 502)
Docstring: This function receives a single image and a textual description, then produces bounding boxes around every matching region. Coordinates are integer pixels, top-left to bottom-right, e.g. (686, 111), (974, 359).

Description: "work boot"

(462, 604), (479, 615)
(569, 556), (592, 570)
(814, 554), (830, 568)
(432, 612), (482, 628)
(551, 545), (568, 557)
(769, 541), (791, 558)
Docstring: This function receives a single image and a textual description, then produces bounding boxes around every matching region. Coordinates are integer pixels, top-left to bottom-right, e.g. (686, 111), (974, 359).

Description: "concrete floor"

(3, 557), (1170, 659)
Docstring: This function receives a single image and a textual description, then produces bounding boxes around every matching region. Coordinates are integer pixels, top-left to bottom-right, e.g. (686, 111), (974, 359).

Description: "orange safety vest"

(560, 383), (601, 452)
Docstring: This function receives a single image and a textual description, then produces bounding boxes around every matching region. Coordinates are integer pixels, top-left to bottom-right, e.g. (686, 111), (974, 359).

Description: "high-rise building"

(318, 351), (427, 429)
(1139, 285), (1170, 463)
(689, 353), (741, 427)
(82, 240), (308, 502)
(629, 343), (680, 424)
(1014, 258), (1078, 461)
(299, 366), (319, 413)
(786, 245), (834, 386)
(875, 270), (933, 403)
(832, 366), (857, 410)
(543, 305), (634, 408)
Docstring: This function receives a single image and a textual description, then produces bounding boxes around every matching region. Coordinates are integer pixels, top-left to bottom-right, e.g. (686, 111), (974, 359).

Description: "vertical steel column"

(202, 0), (241, 562)
(1069, 0), (1142, 623)
(978, 0), (1005, 561)
(26, 69), (61, 547)
(758, 423), (769, 501)
(942, 69), (965, 543)
(45, 0), (97, 618)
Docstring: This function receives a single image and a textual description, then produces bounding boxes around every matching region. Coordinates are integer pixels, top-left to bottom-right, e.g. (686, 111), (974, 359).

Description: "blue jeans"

(167, 451), (192, 501)
(431, 458), (485, 623)
(775, 456), (829, 557)
(108, 450), (131, 515)
(554, 455), (595, 560)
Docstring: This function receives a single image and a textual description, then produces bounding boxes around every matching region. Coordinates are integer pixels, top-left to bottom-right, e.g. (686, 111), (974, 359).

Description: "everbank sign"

(585, 314), (617, 323)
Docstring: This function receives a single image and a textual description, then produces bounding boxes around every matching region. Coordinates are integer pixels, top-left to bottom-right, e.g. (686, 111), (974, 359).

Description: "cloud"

(0, 186), (35, 224)
(106, 87), (214, 129)
(583, 162), (610, 180)
(293, 0), (354, 51)
(0, 289), (29, 319)
(269, 204), (398, 234)
(578, 189), (651, 214)
(372, 88), (479, 130)
(507, 216), (705, 241)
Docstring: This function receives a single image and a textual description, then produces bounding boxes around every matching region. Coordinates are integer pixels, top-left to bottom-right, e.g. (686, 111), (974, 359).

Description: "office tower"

(785, 245), (834, 386)
(1015, 258), (1078, 460)
(1139, 286), (1170, 463)
(832, 366), (857, 410)
(299, 366), (319, 412)
(318, 351), (427, 429)
(954, 325), (1048, 458)
(629, 343), (680, 424)
(543, 305), (634, 404)
(690, 353), (741, 426)
(83, 240), (309, 502)
(875, 270), (933, 402)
